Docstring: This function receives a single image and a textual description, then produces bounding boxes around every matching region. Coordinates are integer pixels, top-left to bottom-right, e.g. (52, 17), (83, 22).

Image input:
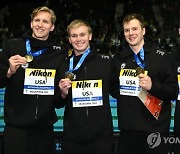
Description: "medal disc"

(136, 67), (145, 75)
(25, 55), (33, 63)
(65, 72), (76, 80)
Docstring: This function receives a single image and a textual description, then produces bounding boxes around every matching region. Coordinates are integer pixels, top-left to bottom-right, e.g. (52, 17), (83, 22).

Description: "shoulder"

(51, 44), (68, 56)
(100, 54), (112, 60)
(4, 38), (24, 45)
(89, 48), (112, 60)
(145, 41), (169, 57)
(155, 47), (168, 56)
(96, 53), (112, 61)
(2, 38), (25, 53)
(88, 53), (112, 68)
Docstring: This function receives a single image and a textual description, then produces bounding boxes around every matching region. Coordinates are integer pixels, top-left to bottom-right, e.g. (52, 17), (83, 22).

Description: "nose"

(76, 35), (81, 41)
(129, 29), (133, 35)
(37, 21), (43, 27)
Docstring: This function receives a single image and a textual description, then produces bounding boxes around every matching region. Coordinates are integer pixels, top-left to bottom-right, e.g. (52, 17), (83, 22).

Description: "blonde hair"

(31, 6), (56, 25)
(67, 19), (92, 36)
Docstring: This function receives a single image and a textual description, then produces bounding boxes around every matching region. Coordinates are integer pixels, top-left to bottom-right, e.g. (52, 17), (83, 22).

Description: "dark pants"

(118, 130), (170, 154)
(173, 100), (180, 154)
(172, 133), (180, 154)
(62, 136), (114, 154)
(172, 142), (180, 154)
(3, 125), (54, 154)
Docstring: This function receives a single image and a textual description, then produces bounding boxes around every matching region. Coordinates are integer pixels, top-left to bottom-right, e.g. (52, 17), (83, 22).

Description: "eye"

(70, 34), (78, 38)
(43, 20), (49, 24)
(80, 33), (86, 37)
(132, 27), (137, 31)
(34, 19), (40, 22)
(124, 29), (129, 33)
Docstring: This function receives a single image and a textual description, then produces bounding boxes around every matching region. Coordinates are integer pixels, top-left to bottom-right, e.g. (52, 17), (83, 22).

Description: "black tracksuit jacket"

(56, 48), (119, 141)
(0, 33), (67, 127)
(173, 43), (180, 136)
(112, 40), (178, 134)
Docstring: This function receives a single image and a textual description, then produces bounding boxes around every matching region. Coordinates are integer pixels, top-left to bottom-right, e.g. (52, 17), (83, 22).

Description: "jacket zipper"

(84, 66), (90, 137)
(35, 95), (39, 119)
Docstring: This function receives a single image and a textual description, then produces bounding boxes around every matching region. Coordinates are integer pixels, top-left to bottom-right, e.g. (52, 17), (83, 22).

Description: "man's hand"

(138, 73), (152, 91)
(59, 78), (72, 98)
(7, 55), (26, 78)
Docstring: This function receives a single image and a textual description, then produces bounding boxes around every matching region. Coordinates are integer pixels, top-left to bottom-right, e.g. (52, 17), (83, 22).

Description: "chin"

(129, 42), (137, 46)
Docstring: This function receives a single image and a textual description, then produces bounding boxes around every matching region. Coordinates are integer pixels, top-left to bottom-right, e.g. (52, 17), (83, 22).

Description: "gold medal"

(136, 67), (145, 75)
(65, 72), (76, 81)
(25, 55), (33, 63)
(68, 49), (73, 57)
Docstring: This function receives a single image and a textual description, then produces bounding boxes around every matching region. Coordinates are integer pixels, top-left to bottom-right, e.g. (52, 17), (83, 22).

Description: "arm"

(54, 75), (72, 108)
(109, 56), (120, 99)
(0, 40), (26, 88)
(141, 52), (178, 101)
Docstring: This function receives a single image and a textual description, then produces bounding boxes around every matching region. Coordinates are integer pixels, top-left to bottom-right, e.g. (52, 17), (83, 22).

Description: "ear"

(89, 33), (92, 41)
(143, 27), (146, 36)
(50, 25), (55, 31)
(68, 37), (72, 44)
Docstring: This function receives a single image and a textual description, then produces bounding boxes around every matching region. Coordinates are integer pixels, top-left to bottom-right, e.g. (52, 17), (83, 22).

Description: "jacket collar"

(118, 40), (152, 58)
(68, 46), (97, 60)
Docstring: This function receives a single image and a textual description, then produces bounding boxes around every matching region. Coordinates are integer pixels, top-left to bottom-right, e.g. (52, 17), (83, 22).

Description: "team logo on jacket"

(177, 66), (180, 73)
(121, 63), (126, 69)
(156, 49), (165, 56)
(53, 46), (61, 50)
(101, 55), (110, 59)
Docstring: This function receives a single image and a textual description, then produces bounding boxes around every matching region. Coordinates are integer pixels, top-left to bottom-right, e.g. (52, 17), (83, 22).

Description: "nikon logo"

(29, 70), (52, 77)
(76, 81), (98, 88)
(122, 70), (137, 77)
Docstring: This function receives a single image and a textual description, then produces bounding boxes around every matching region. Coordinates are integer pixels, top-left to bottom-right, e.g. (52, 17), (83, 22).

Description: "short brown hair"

(123, 13), (145, 29)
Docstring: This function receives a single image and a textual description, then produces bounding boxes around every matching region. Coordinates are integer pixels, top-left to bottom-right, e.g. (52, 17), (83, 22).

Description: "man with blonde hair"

(57, 19), (119, 154)
(0, 6), (66, 154)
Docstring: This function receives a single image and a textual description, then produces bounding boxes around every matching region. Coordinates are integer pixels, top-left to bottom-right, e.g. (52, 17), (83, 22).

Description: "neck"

(130, 41), (144, 54)
(74, 50), (85, 56)
(74, 47), (90, 56)
(131, 46), (142, 54)
(32, 33), (48, 41)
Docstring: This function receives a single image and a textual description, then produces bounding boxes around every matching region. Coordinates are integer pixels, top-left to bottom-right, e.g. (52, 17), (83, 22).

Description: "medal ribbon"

(26, 39), (47, 57)
(131, 47), (145, 68)
(68, 48), (91, 73)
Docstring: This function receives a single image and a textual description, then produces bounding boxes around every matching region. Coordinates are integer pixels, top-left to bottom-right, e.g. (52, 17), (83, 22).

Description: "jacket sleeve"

(149, 52), (179, 101)
(53, 65), (68, 108)
(54, 87), (68, 109)
(0, 40), (11, 88)
(109, 56), (120, 99)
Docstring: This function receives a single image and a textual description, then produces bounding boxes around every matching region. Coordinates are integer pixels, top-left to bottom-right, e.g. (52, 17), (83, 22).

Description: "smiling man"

(57, 19), (119, 154)
(0, 6), (66, 154)
(112, 13), (178, 154)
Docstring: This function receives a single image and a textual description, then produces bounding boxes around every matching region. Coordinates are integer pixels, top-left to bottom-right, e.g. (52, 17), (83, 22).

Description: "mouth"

(75, 42), (84, 46)
(129, 37), (136, 41)
(35, 28), (45, 32)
